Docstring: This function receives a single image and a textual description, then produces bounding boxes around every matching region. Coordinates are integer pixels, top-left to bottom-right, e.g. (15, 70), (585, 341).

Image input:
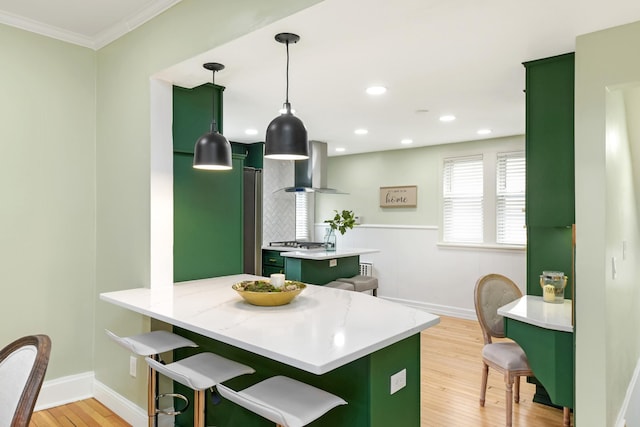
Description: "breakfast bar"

(101, 274), (439, 426)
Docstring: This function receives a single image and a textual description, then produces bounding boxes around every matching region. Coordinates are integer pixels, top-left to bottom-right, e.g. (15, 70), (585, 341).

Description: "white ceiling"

(3, 0), (640, 156)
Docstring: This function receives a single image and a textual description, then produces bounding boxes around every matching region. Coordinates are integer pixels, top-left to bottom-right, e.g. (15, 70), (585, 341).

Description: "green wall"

(0, 24), (96, 379)
(575, 20), (640, 426)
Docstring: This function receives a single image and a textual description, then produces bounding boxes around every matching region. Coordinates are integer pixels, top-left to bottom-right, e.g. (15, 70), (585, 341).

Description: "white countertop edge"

(280, 248), (379, 259)
(498, 295), (573, 333)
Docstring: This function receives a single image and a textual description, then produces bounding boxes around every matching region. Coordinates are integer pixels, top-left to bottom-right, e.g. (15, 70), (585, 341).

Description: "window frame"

(438, 141), (526, 250)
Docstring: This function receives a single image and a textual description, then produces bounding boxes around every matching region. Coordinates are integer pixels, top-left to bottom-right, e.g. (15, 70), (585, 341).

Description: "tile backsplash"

(262, 158), (295, 244)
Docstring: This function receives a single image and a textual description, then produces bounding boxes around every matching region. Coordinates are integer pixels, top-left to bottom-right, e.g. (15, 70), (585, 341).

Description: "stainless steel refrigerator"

(243, 167), (262, 275)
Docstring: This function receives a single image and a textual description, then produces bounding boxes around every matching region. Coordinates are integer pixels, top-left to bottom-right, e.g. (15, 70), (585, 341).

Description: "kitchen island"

(281, 247), (379, 285)
(100, 274), (439, 426)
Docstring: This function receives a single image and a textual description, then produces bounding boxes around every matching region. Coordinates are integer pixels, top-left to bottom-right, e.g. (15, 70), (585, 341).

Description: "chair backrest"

(0, 335), (51, 427)
(474, 274), (522, 344)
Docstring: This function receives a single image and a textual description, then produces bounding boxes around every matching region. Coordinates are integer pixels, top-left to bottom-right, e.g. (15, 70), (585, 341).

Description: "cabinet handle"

(268, 258), (277, 263)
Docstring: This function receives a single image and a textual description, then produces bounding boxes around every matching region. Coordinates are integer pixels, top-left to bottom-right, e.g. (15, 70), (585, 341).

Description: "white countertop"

(279, 248), (379, 260)
(100, 274), (439, 374)
(498, 295), (573, 333)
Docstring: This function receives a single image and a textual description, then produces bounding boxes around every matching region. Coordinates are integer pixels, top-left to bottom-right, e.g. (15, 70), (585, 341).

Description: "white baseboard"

(616, 356), (640, 427)
(381, 296), (477, 320)
(34, 371), (94, 411)
(93, 380), (149, 427)
(34, 372), (162, 427)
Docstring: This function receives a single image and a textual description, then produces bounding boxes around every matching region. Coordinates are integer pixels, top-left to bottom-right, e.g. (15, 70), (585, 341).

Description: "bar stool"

(324, 281), (355, 291)
(337, 275), (378, 296)
(146, 352), (255, 427)
(105, 330), (198, 427)
(217, 375), (347, 427)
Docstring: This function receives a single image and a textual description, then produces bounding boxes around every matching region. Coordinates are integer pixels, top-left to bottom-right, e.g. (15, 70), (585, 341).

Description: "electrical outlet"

(390, 368), (406, 394)
(329, 259), (337, 267)
(129, 355), (137, 377)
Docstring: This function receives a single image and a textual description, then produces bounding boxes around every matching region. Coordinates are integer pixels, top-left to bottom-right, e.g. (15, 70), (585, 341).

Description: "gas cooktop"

(269, 241), (326, 249)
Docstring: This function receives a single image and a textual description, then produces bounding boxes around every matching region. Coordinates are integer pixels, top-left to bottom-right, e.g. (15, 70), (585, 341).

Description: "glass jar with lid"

(539, 271), (568, 303)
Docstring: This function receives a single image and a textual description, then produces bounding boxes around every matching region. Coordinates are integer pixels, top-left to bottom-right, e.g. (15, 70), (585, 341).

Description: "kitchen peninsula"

(101, 274), (439, 426)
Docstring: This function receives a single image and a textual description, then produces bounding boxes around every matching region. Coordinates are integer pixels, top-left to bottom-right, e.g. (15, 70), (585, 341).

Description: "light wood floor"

(31, 316), (568, 426)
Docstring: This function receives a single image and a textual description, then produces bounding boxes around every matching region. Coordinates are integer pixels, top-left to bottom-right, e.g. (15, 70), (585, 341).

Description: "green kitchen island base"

(173, 330), (421, 427)
(281, 248), (378, 285)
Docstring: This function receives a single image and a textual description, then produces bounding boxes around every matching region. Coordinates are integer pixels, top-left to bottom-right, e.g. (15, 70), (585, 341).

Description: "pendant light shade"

(264, 33), (309, 160)
(193, 62), (232, 170)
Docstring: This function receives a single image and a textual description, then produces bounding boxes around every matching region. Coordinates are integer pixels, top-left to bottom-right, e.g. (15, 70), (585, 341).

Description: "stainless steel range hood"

(278, 140), (346, 194)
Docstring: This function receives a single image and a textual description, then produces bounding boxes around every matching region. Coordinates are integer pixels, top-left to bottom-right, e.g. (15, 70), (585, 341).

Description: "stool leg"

(194, 390), (205, 427)
(147, 358), (157, 427)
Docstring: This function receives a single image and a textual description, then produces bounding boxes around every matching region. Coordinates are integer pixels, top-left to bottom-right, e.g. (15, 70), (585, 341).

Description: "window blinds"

(496, 151), (526, 245)
(295, 192), (310, 241)
(443, 155), (483, 243)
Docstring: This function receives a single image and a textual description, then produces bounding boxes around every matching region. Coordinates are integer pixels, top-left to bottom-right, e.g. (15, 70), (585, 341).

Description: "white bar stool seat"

(105, 330), (198, 427)
(217, 375), (347, 427)
(146, 352), (255, 427)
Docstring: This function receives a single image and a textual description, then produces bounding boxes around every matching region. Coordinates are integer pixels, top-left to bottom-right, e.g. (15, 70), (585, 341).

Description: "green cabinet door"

(524, 53), (575, 228)
(173, 82), (248, 282)
(173, 84), (224, 154)
(173, 154), (244, 282)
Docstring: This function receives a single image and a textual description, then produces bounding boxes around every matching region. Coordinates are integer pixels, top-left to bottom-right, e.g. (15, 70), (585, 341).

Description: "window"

(295, 192), (312, 241)
(442, 155), (484, 243)
(496, 152), (526, 245)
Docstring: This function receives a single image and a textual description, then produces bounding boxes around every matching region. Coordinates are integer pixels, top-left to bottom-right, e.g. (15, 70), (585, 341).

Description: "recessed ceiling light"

(477, 129), (492, 135)
(439, 115), (456, 122)
(335, 147), (346, 152)
(366, 86), (387, 95)
(401, 139), (413, 145)
(245, 129), (258, 135)
(354, 128), (368, 135)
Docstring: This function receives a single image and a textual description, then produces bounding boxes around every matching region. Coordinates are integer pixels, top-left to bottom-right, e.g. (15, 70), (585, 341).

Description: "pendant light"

(193, 62), (232, 170)
(265, 33), (309, 160)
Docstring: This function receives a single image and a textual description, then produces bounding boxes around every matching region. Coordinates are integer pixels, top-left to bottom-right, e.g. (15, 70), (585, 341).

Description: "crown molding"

(0, 9), (94, 48)
(93, 0), (183, 50)
(0, 0), (183, 50)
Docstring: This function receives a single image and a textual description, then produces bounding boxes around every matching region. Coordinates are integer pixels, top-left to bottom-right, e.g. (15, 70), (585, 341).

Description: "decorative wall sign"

(380, 186), (417, 208)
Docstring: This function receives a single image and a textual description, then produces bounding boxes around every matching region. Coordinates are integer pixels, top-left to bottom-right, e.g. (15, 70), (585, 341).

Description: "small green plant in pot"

(323, 210), (355, 250)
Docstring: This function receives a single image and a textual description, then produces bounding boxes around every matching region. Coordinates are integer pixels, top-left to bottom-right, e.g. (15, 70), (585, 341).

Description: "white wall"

(575, 21), (640, 427)
(315, 224), (525, 318)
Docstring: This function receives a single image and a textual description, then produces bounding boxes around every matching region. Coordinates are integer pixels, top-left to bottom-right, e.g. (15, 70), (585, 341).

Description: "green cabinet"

(524, 53), (575, 297)
(173, 84), (262, 282)
(262, 249), (284, 276)
(173, 153), (245, 281)
(523, 53), (575, 409)
(524, 53), (575, 228)
(284, 256), (360, 285)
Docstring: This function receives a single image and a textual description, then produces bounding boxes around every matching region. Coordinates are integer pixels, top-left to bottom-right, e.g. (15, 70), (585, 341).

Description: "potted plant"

(323, 210), (356, 250)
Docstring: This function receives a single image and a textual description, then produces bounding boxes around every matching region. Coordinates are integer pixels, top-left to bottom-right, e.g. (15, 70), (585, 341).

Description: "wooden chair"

(0, 334), (51, 427)
(474, 274), (533, 427)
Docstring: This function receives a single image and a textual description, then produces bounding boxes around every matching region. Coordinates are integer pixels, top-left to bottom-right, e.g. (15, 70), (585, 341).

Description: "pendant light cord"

(210, 70), (217, 132)
(285, 40), (290, 104)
